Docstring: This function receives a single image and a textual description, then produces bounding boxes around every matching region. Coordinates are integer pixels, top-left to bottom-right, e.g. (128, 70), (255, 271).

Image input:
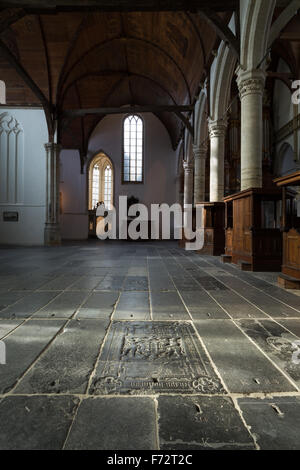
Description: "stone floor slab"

(14, 319), (108, 394)
(77, 291), (119, 319)
(158, 395), (255, 450)
(0, 319), (65, 393)
(95, 275), (126, 291)
(35, 291), (88, 318)
(211, 289), (268, 319)
(38, 275), (82, 291)
(149, 270), (175, 292)
(0, 291), (29, 311)
(180, 290), (230, 320)
(114, 292), (150, 320)
(0, 395), (79, 450)
(66, 276), (105, 291)
(123, 276), (149, 291)
(236, 319), (300, 388)
(64, 397), (157, 450)
(215, 274), (300, 318)
(238, 396), (300, 450)
(0, 291), (60, 319)
(151, 291), (190, 320)
(0, 319), (24, 339)
(194, 319), (296, 393)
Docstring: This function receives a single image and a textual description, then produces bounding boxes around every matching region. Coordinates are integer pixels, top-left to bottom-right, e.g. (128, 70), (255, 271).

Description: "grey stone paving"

(0, 241), (300, 450)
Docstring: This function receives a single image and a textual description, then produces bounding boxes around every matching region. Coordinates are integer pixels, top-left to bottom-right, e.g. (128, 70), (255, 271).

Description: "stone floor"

(0, 241), (300, 450)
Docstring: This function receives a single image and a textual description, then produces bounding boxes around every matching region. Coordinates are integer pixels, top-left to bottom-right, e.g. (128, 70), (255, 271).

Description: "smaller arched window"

(103, 164), (112, 209)
(89, 153), (114, 210)
(92, 164), (100, 209)
(123, 114), (144, 183)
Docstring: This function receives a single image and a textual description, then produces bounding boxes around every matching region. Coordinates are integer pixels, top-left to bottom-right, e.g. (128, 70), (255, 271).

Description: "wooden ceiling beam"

(197, 8), (240, 60)
(174, 110), (194, 138)
(0, 39), (50, 108)
(0, 7), (26, 31)
(62, 105), (194, 118)
(0, 1), (237, 13)
(0, 37), (54, 137)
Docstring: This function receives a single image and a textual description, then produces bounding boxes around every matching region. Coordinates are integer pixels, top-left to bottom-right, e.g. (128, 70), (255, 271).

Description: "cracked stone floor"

(0, 241), (300, 450)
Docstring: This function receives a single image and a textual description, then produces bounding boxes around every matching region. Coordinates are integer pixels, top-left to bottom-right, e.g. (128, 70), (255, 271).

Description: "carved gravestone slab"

(90, 321), (225, 395)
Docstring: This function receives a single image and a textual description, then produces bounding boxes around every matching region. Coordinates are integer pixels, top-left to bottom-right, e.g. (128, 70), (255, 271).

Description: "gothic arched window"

(123, 115), (144, 183)
(89, 154), (113, 210)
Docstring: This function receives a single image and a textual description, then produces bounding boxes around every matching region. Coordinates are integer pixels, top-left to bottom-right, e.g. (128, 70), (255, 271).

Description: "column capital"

(183, 160), (194, 173)
(208, 118), (228, 139)
(237, 68), (266, 99)
(193, 144), (207, 160)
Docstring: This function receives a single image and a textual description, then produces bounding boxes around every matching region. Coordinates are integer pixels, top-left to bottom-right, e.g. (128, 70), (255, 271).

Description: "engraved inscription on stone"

(90, 321), (224, 395)
(121, 335), (185, 361)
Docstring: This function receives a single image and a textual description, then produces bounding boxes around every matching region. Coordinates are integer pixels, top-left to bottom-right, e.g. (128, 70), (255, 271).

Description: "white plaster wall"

(60, 150), (88, 240)
(0, 108), (48, 245)
(60, 112), (178, 239)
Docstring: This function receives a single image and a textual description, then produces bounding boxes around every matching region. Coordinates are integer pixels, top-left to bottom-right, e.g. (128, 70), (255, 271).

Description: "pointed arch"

(210, 41), (236, 122)
(88, 152), (114, 210)
(194, 88), (208, 148)
(240, 0), (276, 70)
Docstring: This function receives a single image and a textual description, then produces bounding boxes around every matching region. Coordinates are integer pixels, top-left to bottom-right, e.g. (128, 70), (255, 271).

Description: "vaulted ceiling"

(0, 3), (231, 153)
(0, 1), (296, 157)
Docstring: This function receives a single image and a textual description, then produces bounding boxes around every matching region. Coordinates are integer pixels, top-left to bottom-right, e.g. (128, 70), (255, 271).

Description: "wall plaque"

(3, 211), (18, 222)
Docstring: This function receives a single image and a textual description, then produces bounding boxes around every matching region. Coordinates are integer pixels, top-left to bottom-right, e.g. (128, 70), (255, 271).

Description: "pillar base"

(278, 274), (300, 290)
(44, 223), (61, 246)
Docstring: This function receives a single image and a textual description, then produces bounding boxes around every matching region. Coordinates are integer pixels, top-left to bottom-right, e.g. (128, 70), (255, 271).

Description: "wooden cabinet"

(195, 202), (225, 256)
(222, 188), (283, 271)
(274, 171), (300, 289)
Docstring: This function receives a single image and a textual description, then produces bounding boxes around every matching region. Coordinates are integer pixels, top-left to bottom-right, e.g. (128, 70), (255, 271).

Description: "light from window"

(123, 115), (143, 182)
(89, 155), (114, 211)
(104, 165), (112, 209)
(92, 164), (100, 208)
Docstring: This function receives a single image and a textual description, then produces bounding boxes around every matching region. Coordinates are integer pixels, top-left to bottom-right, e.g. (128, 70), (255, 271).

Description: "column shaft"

(193, 144), (207, 203)
(44, 143), (61, 246)
(209, 119), (227, 202)
(237, 69), (265, 190)
(183, 161), (194, 207)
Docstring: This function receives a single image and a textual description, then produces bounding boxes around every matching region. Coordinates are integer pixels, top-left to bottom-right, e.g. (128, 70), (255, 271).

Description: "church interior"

(1, 0), (300, 451)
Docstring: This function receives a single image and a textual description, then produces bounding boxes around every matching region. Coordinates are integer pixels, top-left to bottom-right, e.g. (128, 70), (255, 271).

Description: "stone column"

(237, 68), (266, 190)
(182, 160), (194, 241)
(183, 160), (194, 207)
(44, 143), (61, 246)
(208, 118), (227, 202)
(193, 144), (207, 203)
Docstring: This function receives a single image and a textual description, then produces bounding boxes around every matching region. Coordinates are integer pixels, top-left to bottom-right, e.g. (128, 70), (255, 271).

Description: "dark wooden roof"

(0, 1), (238, 12)
(0, 8), (227, 150)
